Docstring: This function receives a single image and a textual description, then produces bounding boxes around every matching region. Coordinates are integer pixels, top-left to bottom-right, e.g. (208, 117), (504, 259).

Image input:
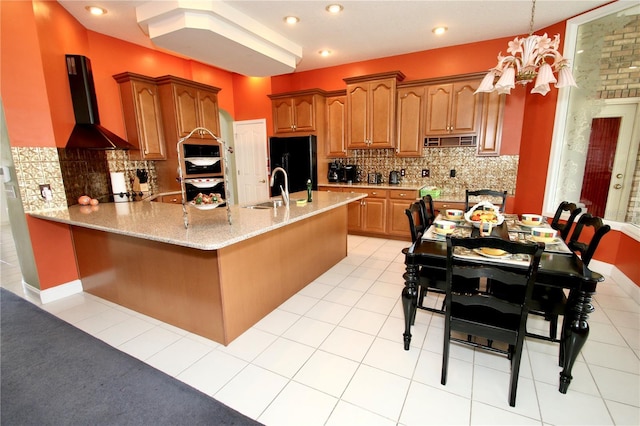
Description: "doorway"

(580, 104), (638, 221)
(232, 119), (269, 205)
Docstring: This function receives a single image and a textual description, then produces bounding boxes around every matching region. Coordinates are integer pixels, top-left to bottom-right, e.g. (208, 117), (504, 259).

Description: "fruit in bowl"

(464, 201), (504, 228)
(445, 209), (464, 221)
(531, 227), (558, 243)
(433, 220), (456, 235)
(521, 214), (543, 226)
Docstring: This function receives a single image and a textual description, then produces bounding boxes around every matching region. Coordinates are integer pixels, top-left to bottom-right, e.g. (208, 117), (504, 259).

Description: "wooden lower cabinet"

(388, 189), (417, 238)
(433, 201), (466, 215)
(320, 186), (418, 238)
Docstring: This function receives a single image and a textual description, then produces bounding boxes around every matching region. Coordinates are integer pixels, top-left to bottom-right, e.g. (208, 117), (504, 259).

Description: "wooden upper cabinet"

(268, 90), (325, 134)
(326, 93), (347, 157)
(425, 80), (480, 136)
(156, 76), (221, 142)
(476, 91), (506, 156)
(396, 86), (425, 157)
(113, 72), (167, 160)
(344, 71), (405, 149)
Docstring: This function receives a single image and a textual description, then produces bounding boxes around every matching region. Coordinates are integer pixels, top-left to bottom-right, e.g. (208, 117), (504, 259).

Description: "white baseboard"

(35, 279), (84, 304)
(610, 265), (640, 305)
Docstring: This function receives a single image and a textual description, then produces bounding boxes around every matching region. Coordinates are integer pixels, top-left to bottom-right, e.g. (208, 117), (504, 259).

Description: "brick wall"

(598, 14), (640, 99)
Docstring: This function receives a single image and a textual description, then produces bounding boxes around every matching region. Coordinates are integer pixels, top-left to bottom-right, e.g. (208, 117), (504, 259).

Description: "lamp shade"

(494, 67), (516, 95)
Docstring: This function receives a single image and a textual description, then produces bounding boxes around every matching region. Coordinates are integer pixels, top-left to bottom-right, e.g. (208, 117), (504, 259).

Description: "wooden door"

(580, 117), (620, 217)
(172, 84), (199, 138)
(388, 199), (412, 237)
(272, 98), (294, 133)
(131, 79), (166, 159)
(369, 80), (395, 148)
(425, 84), (452, 135)
(233, 119), (269, 205)
(197, 90), (220, 138)
(326, 95), (347, 157)
(363, 198), (386, 233)
(450, 81), (479, 134)
(346, 84), (369, 148)
(396, 86), (424, 156)
(347, 200), (363, 232)
(292, 95), (315, 132)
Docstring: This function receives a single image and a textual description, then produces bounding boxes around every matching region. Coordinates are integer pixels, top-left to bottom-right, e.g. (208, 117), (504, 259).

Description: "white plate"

(185, 157), (220, 167)
(531, 236), (562, 245)
(189, 200), (224, 210)
(517, 220), (544, 228)
(473, 248), (510, 259)
(185, 178), (223, 189)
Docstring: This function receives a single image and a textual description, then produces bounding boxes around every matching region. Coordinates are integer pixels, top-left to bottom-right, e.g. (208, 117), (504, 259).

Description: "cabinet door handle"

(371, 192), (377, 196)
(614, 184), (622, 189)
(399, 193), (407, 197)
(259, 179), (266, 183)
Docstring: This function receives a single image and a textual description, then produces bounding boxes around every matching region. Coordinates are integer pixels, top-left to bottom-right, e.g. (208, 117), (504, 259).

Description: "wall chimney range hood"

(65, 54), (134, 150)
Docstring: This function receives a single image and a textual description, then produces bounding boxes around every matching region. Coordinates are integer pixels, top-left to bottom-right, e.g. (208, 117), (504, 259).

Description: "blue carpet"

(0, 288), (261, 425)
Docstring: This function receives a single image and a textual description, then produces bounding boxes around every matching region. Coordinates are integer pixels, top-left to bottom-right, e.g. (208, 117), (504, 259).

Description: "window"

(544, 3), (640, 228)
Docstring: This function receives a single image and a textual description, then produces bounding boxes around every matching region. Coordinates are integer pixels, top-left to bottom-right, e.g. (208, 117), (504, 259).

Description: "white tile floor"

(2, 224), (639, 425)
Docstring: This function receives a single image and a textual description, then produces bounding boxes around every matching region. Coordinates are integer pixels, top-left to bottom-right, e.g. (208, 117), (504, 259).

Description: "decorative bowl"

(464, 201), (504, 228)
(433, 220), (456, 235)
(521, 214), (544, 227)
(531, 227), (558, 243)
(445, 209), (464, 221)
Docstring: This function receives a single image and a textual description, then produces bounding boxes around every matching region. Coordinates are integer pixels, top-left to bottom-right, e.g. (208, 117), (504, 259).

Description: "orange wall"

(1, 0), (56, 148)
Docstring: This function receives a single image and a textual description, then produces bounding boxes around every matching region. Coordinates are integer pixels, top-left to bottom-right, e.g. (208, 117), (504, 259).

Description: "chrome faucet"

(270, 167), (289, 207)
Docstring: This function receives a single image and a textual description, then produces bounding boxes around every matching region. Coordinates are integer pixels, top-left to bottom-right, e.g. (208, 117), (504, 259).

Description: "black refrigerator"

(269, 135), (318, 197)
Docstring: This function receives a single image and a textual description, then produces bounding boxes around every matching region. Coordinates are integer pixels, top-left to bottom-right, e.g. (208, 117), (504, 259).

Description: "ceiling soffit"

(136, 1), (302, 77)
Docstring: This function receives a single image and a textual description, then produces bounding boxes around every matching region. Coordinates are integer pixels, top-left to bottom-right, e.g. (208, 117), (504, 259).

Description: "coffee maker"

(327, 162), (340, 182)
(341, 165), (358, 183)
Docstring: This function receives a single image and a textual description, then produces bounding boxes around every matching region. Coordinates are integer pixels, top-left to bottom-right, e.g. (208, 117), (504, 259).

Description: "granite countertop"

(320, 182), (427, 191)
(29, 191), (366, 251)
(321, 182), (466, 202)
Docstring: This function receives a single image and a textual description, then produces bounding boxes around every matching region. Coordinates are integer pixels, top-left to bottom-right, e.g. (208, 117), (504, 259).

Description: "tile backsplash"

(11, 147), (157, 212)
(12, 145), (516, 211)
(338, 147), (519, 199)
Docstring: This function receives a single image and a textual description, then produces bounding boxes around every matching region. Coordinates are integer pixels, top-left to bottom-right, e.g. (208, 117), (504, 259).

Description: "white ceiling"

(58, 0), (616, 77)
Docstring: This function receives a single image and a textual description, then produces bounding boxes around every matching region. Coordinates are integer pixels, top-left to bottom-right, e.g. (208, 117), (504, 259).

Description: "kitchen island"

(30, 191), (366, 345)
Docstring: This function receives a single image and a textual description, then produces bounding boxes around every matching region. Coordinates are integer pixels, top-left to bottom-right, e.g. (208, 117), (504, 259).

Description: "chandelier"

(475, 0), (577, 96)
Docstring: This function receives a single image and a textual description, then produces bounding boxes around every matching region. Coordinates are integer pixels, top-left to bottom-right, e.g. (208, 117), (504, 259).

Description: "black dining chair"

(550, 201), (582, 242)
(442, 236), (544, 407)
(465, 189), (508, 212)
(405, 202), (449, 313)
(420, 194), (436, 228)
(405, 201), (428, 243)
(527, 213), (611, 347)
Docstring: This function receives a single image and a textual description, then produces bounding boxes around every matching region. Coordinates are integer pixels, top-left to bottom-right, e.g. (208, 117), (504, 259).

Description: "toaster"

(368, 173), (383, 184)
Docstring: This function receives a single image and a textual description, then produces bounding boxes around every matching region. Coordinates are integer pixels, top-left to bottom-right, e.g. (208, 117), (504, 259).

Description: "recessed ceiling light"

(432, 26), (447, 35)
(284, 16), (300, 24)
(85, 6), (107, 16)
(319, 49), (332, 57)
(326, 4), (344, 14)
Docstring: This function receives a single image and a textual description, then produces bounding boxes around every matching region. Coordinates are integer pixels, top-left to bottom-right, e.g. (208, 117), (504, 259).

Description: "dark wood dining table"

(401, 216), (604, 394)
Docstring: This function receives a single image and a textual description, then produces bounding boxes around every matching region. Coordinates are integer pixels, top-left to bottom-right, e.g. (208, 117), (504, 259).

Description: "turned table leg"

(559, 289), (594, 393)
(402, 263), (419, 350)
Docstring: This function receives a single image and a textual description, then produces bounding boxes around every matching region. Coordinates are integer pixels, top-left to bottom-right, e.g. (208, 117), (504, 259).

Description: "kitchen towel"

(110, 172), (128, 203)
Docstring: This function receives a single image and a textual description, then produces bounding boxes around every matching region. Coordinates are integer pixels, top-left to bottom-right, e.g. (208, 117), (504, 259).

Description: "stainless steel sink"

(243, 199), (284, 209)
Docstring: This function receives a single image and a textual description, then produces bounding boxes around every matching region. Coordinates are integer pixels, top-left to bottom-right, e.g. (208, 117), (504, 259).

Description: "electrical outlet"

(400, 169), (405, 177)
(39, 184), (53, 201)
(422, 169), (430, 178)
(450, 169), (456, 178)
